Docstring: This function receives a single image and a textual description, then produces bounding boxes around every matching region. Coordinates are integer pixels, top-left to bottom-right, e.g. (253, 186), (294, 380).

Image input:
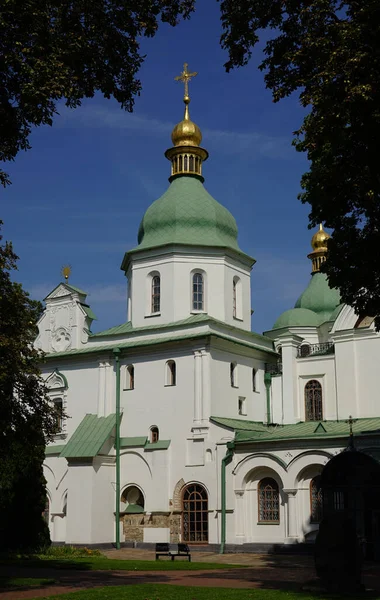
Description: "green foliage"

(0, 555), (244, 571)
(16, 583), (369, 600)
(0, 577), (55, 590)
(219, 0), (380, 325)
(0, 221), (58, 552)
(41, 546), (102, 558)
(0, 0), (195, 186)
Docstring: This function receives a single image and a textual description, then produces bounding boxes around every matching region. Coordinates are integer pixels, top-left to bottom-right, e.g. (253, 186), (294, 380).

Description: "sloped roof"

(210, 416), (380, 444)
(60, 414), (116, 458)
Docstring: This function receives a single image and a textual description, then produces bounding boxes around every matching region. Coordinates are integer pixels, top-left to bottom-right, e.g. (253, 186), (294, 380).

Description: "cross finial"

(174, 63), (198, 102)
(346, 415), (357, 437)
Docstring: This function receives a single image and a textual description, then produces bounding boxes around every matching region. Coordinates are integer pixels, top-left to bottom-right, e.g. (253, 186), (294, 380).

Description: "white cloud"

(60, 105), (292, 160)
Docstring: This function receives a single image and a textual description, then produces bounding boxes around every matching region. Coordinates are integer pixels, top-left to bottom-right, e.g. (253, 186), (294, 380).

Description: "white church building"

(39, 66), (380, 550)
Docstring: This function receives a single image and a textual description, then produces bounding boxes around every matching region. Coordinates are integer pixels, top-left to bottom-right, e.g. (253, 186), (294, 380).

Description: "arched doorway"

(182, 484), (208, 543)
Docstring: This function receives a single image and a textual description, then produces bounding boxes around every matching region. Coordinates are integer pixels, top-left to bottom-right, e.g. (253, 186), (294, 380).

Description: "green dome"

(136, 176), (240, 252)
(295, 273), (340, 317)
(273, 308), (321, 330)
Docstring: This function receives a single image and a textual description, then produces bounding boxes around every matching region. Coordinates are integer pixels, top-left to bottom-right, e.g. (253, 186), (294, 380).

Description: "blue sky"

(1, 2), (315, 335)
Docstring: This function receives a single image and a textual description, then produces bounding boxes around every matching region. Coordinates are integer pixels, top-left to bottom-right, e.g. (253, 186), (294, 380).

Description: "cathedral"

(39, 65), (380, 551)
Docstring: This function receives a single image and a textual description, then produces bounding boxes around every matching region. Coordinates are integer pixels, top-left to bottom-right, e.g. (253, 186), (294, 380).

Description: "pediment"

(45, 284), (72, 300)
(46, 370), (68, 390)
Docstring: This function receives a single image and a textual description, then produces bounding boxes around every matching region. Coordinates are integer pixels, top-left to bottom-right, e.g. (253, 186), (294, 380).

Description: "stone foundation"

(122, 512), (182, 543)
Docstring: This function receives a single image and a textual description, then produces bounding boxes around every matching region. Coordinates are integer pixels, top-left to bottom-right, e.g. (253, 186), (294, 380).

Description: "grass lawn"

(0, 576), (55, 590)
(0, 556), (244, 571)
(28, 583), (380, 600)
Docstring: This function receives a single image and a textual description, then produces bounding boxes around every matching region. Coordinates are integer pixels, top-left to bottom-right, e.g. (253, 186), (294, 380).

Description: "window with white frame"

(165, 360), (176, 386)
(150, 426), (159, 443)
(125, 365), (134, 390)
(252, 368), (257, 392)
(238, 396), (246, 415)
(192, 272), (204, 311)
(230, 362), (237, 387)
(232, 276), (242, 319)
(46, 370), (68, 437)
(151, 274), (161, 313)
(53, 398), (64, 432)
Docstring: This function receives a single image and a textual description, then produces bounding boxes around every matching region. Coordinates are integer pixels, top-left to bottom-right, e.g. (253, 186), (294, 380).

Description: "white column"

(104, 361), (114, 416)
(193, 350), (202, 425)
(97, 361), (106, 416)
(200, 349), (210, 426)
(234, 490), (245, 543)
(279, 333), (302, 423)
(284, 488), (298, 542)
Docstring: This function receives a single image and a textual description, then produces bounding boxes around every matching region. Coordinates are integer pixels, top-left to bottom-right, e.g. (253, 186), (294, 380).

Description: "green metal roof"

(60, 414), (116, 458)
(120, 436), (147, 448)
(295, 273), (340, 317)
(271, 272), (341, 331)
(273, 308), (320, 329)
(45, 316), (276, 359)
(90, 314), (274, 352)
(121, 176), (254, 268)
(211, 416), (380, 444)
(124, 504), (144, 514)
(65, 283), (87, 296)
(45, 444), (66, 456)
(144, 440), (171, 451)
(81, 304), (97, 321)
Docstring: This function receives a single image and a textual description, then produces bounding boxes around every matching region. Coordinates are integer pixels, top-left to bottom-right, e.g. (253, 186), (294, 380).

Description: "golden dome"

(171, 98), (202, 147)
(311, 223), (330, 251)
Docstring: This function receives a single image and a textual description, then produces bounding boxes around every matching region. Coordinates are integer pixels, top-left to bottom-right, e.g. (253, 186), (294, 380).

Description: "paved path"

(0, 551), (379, 600)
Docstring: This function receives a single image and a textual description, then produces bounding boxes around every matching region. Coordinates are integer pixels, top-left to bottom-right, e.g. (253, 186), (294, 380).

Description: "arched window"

(53, 398), (63, 432)
(258, 478), (280, 523)
(233, 279), (237, 317)
(166, 360), (176, 386)
(189, 155), (194, 171)
(121, 485), (144, 514)
(300, 343), (311, 357)
(252, 368), (257, 392)
(126, 365), (134, 390)
(182, 483), (208, 543)
(192, 272), (204, 311)
(151, 275), (160, 313)
(305, 380), (323, 421)
(230, 362), (237, 387)
(232, 276), (242, 319)
(150, 426), (159, 443)
(310, 475), (323, 523)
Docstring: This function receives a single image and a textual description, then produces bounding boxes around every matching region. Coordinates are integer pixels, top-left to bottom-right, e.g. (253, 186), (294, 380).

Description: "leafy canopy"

(0, 222), (58, 551)
(219, 0), (380, 325)
(0, 0), (194, 186)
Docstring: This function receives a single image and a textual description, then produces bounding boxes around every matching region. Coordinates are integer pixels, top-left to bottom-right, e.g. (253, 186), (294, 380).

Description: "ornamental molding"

(47, 284), (72, 300)
(46, 370), (68, 390)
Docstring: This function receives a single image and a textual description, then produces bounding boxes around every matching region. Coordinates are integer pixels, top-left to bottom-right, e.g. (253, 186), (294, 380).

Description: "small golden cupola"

(165, 63), (208, 180)
(308, 224), (330, 273)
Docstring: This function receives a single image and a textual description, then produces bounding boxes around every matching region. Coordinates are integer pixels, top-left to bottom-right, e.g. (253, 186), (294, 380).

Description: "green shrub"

(41, 546), (102, 558)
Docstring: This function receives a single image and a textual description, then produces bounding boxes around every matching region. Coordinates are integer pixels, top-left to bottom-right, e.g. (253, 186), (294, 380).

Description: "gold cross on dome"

(174, 63), (198, 99)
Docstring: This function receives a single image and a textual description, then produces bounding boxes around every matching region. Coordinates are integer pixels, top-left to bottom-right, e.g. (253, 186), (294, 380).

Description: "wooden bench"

(155, 543), (191, 561)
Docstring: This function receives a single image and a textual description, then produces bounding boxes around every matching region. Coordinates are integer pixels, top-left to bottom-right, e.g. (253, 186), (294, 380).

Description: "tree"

(0, 0), (194, 187)
(219, 0), (380, 326)
(0, 222), (58, 551)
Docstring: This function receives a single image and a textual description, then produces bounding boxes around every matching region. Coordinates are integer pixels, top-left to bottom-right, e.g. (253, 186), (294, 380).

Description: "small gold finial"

(174, 62), (198, 103)
(61, 265), (72, 282)
(308, 224), (330, 273)
(165, 62), (208, 179)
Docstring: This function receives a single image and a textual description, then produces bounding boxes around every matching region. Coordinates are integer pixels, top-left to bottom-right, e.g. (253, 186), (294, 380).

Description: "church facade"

(39, 67), (380, 549)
